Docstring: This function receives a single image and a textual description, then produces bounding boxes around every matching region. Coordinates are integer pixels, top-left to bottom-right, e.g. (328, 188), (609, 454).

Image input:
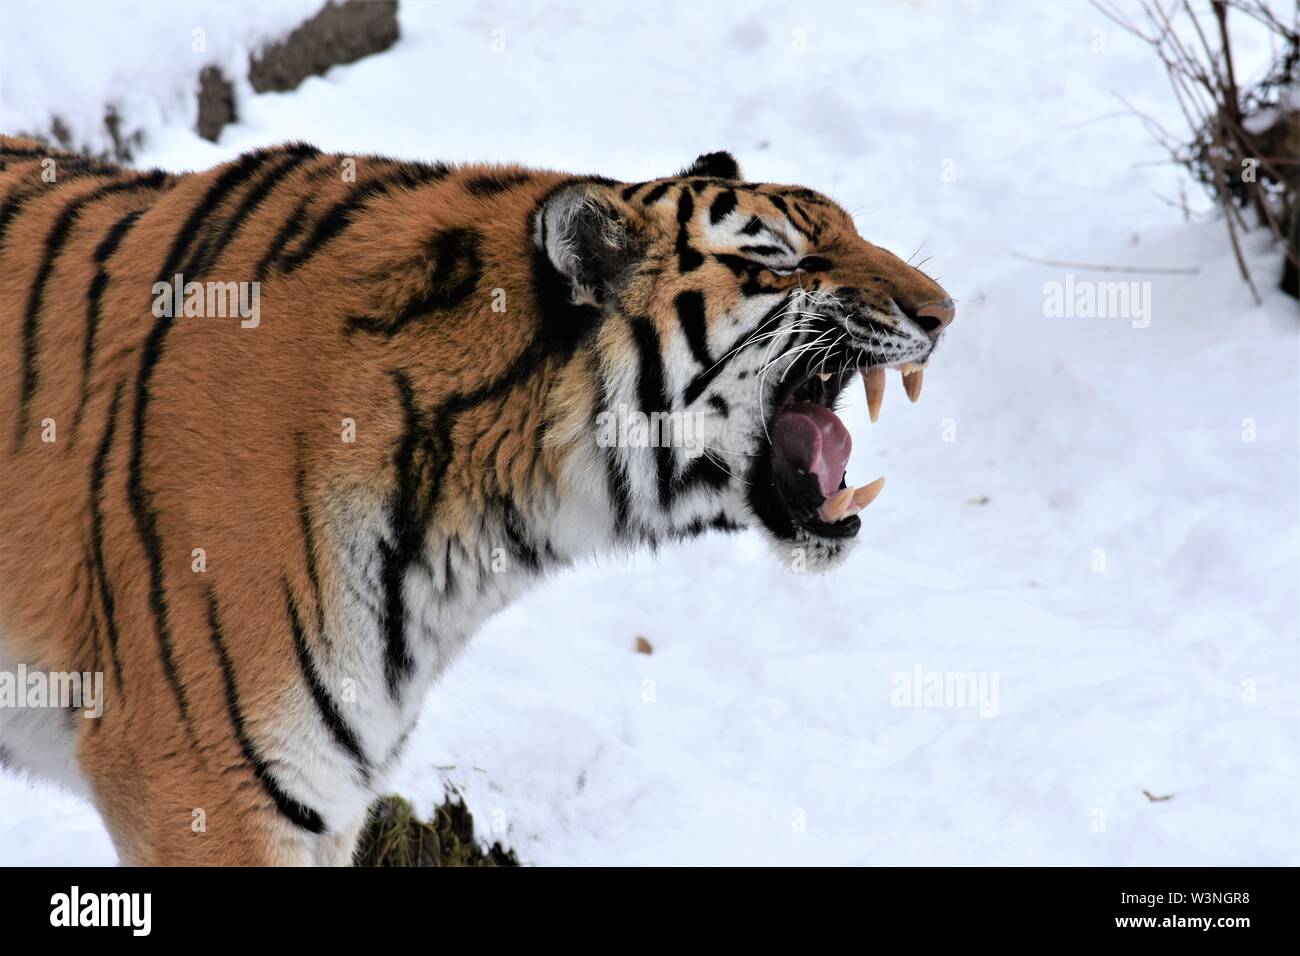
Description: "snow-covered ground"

(2, 0), (1296, 865)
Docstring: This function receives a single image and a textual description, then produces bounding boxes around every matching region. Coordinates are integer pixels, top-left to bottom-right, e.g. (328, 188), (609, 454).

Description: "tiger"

(0, 135), (955, 865)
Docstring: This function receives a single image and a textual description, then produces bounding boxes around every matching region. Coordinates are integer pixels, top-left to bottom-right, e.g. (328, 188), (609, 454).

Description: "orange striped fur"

(0, 137), (952, 864)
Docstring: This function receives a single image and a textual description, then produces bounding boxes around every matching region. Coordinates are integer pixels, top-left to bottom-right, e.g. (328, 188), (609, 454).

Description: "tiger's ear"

(534, 185), (641, 304)
(678, 151), (741, 180)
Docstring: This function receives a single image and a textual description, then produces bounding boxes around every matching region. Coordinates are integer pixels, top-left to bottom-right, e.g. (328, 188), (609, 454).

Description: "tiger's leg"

(78, 724), (317, 866)
(314, 812), (369, 867)
(74, 581), (378, 866)
(72, 595), (332, 866)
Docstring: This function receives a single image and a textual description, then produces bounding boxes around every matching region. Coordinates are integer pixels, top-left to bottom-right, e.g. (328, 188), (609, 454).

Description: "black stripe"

(740, 275), (788, 297)
(498, 500), (542, 573)
(283, 578), (371, 782)
(675, 188), (703, 272)
(293, 434), (328, 647)
(0, 145), (49, 158)
(0, 147), (124, 178)
(75, 209), (144, 433)
(710, 253), (788, 297)
(464, 171), (530, 197)
(277, 162), (450, 275)
(50, 156), (123, 179)
(713, 252), (763, 276)
(156, 150), (273, 283)
(439, 539), (459, 602)
(769, 195), (815, 243)
(379, 371), (429, 693)
(620, 182), (644, 202)
(605, 442), (632, 537)
(678, 453), (731, 493)
(628, 316), (675, 508)
(379, 333), (559, 693)
(708, 189), (737, 224)
(16, 186), (91, 444)
(784, 187), (828, 202)
(129, 148), (275, 737)
(595, 366), (631, 537)
(376, 346), (557, 682)
(684, 296), (790, 407)
(88, 381), (127, 695)
(0, 179), (28, 205)
(346, 227), (484, 336)
(17, 172), (168, 445)
(255, 195), (311, 281)
(0, 183), (42, 252)
(641, 182), (670, 205)
(674, 290), (712, 369)
(81, 546), (104, 680)
(712, 513), (742, 532)
(788, 200), (821, 238)
(182, 145), (317, 279)
(675, 509), (742, 540)
(379, 726), (415, 772)
(205, 589), (326, 834)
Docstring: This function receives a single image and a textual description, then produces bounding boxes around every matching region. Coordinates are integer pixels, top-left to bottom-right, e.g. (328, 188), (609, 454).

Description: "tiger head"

(536, 151), (954, 571)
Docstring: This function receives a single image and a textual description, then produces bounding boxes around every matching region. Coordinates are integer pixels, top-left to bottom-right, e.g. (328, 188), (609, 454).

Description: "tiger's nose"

(910, 298), (956, 337)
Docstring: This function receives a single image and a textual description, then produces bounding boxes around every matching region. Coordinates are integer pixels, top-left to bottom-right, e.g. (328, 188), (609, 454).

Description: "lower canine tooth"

(851, 476), (886, 509)
(903, 368), (924, 403)
(817, 372), (832, 382)
(863, 368), (885, 422)
(820, 487), (854, 523)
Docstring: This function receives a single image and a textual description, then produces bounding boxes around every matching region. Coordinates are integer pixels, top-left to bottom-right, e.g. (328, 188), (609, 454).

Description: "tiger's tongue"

(773, 401), (852, 498)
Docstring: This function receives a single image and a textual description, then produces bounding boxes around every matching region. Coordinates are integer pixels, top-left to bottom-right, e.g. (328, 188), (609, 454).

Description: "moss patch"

(353, 795), (518, 867)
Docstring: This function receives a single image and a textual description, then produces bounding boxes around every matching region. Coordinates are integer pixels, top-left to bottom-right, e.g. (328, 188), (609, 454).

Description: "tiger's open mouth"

(748, 343), (926, 543)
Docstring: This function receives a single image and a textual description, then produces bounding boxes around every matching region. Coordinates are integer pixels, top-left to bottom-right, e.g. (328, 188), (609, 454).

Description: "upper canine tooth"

(863, 367), (885, 422)
(820, 487), (854, 523)
(903, 368), (924, 403)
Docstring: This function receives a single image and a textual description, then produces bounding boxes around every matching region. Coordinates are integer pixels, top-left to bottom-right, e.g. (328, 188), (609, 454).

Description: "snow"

(0, 0), (330, 157)
(1, 0), (1296, 866)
